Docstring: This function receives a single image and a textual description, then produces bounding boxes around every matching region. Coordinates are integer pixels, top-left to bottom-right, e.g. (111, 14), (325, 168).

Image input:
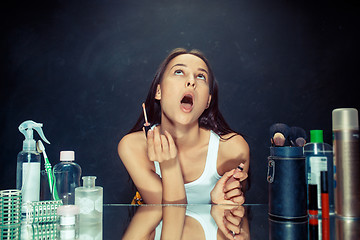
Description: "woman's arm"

(118, 127), (187, 204)
(147, 127), (187, 204)
(122, 206), (162, 240)
(161, 205), (186, 239)
(118, 131), (163, 204)
(211, 134), (250, 205)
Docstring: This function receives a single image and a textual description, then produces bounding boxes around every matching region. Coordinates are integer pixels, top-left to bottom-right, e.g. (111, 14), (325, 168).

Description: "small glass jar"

(57, 205), (80, 239)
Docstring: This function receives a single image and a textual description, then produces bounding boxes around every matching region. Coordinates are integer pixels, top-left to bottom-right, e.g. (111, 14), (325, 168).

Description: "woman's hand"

(211, 164), (248, 205)
(146, 126), (186, 204)
(146, 126), (177, 164)
(211, 205), (250, 240)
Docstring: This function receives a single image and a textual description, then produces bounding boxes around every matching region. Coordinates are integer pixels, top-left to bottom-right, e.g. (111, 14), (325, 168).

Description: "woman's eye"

(197, 74), (206, 81)
(174, 70), (184, 75)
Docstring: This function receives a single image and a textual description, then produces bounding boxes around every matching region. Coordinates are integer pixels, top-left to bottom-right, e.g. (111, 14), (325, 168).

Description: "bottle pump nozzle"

(19, 120), (50, 151)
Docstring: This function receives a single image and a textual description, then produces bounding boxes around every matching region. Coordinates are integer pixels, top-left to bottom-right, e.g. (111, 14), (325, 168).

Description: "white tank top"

(154, 130), (222, 203)
(154, 205), (218, 240)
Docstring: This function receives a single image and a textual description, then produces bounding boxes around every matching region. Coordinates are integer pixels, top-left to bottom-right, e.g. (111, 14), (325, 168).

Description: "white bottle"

(16, 120), (50, 207)
(75, 176), (103, 223)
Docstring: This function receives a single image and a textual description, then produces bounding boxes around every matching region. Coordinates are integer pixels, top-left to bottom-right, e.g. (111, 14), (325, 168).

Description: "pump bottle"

(16, 120), (50, 205)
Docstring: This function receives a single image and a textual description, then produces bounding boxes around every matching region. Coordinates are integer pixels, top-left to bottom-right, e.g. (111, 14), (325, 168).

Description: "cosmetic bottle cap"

(60, 151), (75, 161)
(57, 205), (79, 226)
(310, 130), (323, 143)
(332, 108), (359, 131)
(19, 120), (50, 151)
(57, 205), (80, 216)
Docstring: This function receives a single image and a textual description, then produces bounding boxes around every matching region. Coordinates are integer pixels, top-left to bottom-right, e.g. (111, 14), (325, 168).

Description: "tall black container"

(269, 218), (308, 240)
(267, 147), (307, 221)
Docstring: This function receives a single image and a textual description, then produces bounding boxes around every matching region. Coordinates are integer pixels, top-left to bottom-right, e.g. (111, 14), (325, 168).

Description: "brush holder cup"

(269, 218), (308, 239)
(267, 147), (307, 221)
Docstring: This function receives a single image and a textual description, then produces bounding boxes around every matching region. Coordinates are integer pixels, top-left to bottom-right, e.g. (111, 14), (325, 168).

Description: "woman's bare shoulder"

(217, 133), (250, 174)
(220, 133), (249, 154)
(118, 131), (147, 163)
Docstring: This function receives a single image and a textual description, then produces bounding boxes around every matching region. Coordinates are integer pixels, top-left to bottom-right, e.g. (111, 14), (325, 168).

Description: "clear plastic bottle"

(53, 151), (82, 205)
(17, 149), (41, 202)
(75, 176), (103, 223)
(304, 130), (334, 213)
(16, 120), (50, 206)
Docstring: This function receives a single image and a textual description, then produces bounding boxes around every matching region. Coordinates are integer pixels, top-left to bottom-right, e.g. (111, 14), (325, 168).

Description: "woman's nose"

(185, 77), (196, 89)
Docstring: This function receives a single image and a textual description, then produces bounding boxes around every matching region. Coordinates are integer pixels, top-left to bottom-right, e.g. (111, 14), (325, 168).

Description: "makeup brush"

(142, 103), (151, 137)
(289, 126), (307, 147)
(269, 123), (290, 147)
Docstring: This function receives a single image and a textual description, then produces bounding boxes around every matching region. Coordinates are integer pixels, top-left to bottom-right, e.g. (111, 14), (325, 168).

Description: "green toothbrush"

(37, 140), (59, 200)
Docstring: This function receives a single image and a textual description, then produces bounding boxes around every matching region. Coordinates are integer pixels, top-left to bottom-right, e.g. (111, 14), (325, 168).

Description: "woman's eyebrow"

(170, 63), (187, 70)
(198, 68), (208, 75)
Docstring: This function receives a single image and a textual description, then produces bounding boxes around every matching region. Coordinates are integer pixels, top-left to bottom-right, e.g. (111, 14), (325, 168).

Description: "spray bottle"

(332, 108), (360, 218)
(16, 120), (50, 206)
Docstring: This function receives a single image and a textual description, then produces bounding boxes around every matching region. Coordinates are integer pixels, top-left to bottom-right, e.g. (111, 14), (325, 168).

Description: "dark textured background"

(1, 0), (359, 204)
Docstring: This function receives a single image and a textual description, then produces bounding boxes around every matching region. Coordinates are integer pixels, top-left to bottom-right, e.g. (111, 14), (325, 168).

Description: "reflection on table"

(2, 204), (360, 239)
(121, 204), (249, 240)
(104, 204), (360, 240)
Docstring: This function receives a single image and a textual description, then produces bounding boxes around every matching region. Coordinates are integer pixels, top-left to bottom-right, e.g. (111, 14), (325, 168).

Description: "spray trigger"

(19, 120), (50, 151)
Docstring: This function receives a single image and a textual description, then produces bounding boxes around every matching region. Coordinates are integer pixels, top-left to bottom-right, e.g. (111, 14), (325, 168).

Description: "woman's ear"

(155, 84), (161, 100)
(206, 95), (212, 108)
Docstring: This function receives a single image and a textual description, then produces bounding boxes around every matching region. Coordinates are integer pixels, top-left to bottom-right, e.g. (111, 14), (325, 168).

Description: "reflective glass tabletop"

(103, 204), (358, 240)
(5, 204), (359, 239)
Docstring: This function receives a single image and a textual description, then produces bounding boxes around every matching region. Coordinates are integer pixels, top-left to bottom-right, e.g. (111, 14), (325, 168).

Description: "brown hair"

(129, 48), (237, 139)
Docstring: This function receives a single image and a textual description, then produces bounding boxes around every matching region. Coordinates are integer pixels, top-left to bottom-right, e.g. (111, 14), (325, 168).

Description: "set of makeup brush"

(269, 123), (307, 147)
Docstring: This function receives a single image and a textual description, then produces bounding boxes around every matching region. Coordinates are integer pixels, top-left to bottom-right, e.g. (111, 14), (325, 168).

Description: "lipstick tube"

(321, 171), (330, 240)
(308, 184), (318, 216)
(309, 216), (319, 240)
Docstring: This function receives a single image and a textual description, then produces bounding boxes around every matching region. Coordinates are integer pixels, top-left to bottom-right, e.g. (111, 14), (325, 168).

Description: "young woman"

(118, 48), (249, 204)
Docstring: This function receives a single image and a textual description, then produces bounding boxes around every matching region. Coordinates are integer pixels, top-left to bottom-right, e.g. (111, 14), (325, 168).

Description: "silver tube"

(332, 108), (360, 218)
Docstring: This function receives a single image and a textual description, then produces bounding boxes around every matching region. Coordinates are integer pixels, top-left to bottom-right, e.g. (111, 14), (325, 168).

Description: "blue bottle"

(53, 151), (82, 205)
(304, 130), (334, 213)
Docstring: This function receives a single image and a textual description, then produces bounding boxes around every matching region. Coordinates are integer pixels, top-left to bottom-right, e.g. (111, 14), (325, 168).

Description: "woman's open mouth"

(180, 94), (194, 112)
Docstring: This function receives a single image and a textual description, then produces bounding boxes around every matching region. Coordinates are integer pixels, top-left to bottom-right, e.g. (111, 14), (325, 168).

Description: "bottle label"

(22, 162), (40, 202)
(309, 156), (327, 208)
(60, 215), (76, 226)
